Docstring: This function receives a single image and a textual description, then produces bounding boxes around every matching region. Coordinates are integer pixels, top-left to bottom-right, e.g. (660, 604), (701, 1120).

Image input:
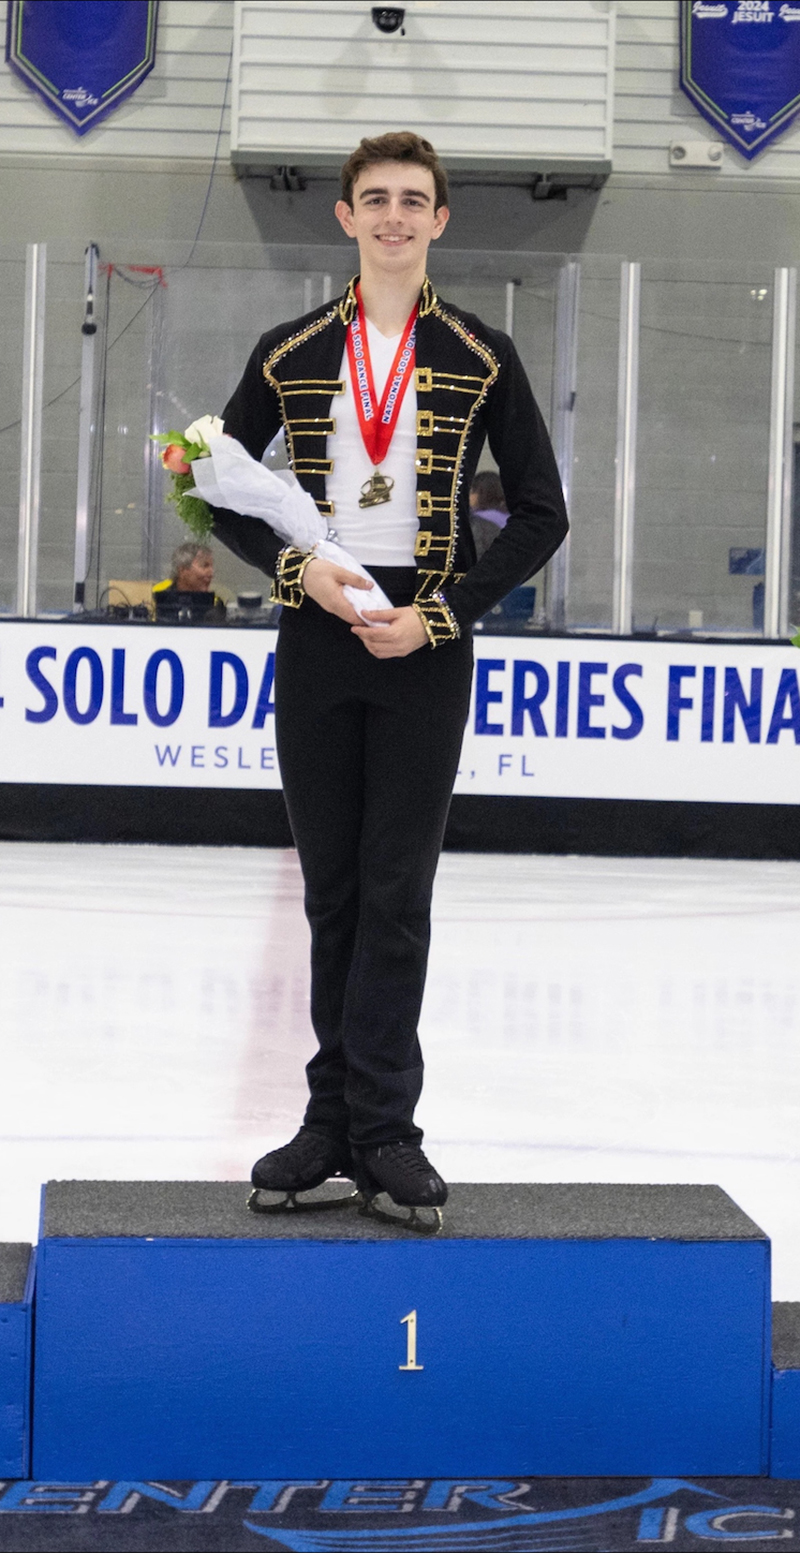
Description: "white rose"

(184, 414), (225, 448)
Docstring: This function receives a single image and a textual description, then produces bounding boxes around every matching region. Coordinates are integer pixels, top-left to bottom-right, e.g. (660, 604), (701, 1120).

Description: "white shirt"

(325, 318), (418, 566)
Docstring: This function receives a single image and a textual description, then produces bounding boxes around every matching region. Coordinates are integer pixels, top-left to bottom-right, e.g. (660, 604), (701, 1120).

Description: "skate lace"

(377, 1142), (439, 1183)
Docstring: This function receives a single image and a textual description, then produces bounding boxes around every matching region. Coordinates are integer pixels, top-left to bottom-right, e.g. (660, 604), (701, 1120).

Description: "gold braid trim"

(419, 275), (438, 316)
(338, 277), (358, 325)
(339, 274), (438, 325)
(413, 590), (460, 648)
(428, 303), (501, 574)
(270, 546), (316, 608)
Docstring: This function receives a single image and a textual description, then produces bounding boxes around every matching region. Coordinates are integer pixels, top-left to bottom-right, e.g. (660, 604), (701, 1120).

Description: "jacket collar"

(337, 273), (438, 325)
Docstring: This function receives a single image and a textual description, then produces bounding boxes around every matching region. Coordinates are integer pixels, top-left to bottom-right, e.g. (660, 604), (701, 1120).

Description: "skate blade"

(357, 1191), (443, 1236)
(247, 1180), (357, 1215)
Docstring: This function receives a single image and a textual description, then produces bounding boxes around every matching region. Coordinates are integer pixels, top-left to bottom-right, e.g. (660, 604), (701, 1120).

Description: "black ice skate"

(352, 1141), (448, 1235)
(247, 1127), (357, 1214)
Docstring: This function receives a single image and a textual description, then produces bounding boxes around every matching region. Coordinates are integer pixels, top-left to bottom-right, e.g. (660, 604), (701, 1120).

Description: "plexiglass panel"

(432, 251), (563, 628)
(37, 245), (87, 616)
(430, 249), (562, 413)
(91, 244), (565, 613)
(0, 246), (27, 615)
(3, 240), (794, 638)
(97, 249), (356, 605)
(634, 263), (774, 637)
(565, 256), (622, 631)
(790, 338), (800, 634)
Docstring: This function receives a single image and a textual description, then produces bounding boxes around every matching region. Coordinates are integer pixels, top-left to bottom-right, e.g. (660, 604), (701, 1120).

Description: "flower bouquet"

(151, 415), (224, 540)
(154, 417), (393, 620)
(187, 430), (393, 622)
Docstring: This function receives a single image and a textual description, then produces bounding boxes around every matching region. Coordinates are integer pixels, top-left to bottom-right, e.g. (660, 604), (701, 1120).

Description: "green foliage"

(150, 431), (213, 539)
(152, 430), (207, 461)
(166, 472), (213, 540)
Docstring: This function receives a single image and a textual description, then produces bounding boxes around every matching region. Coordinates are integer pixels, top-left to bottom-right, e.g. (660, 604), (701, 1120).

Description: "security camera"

(372, 7), (405, 34)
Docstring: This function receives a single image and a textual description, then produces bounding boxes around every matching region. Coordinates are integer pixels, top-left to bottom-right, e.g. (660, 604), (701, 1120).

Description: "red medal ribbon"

(346, 283), (418, 467)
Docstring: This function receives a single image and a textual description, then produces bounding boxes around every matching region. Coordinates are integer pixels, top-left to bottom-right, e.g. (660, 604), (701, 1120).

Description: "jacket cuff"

(412, 591), (461, 647)
(270, 546), (315, 608)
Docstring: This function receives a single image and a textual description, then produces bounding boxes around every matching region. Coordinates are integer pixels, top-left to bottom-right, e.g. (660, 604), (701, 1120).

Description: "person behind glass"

(152, 542), (225, 621)
(210, 130), (568, 1230)
(469, 469), (509, 562)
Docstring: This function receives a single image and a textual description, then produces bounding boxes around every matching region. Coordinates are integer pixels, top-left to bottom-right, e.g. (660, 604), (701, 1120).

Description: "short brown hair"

(340, 132), (449, 211)
(471, 470), (507, 513)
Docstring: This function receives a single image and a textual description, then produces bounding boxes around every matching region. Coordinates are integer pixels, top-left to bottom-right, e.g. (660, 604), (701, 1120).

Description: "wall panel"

(0, 0), (233, 162)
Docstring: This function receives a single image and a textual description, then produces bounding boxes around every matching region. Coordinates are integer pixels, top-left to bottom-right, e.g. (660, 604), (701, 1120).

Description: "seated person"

(470, 472), (536, 626)
(469, 469), (509, 560)
(152, 542), (226, 621)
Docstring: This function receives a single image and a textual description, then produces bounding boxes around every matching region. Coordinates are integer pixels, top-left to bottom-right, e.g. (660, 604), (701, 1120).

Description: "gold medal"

(359, 470), (395, 509)
(347, 284), (418, 514)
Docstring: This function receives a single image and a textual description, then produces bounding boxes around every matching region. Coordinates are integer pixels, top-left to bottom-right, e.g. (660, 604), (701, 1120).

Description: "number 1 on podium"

(399, 1309), (424, 1370)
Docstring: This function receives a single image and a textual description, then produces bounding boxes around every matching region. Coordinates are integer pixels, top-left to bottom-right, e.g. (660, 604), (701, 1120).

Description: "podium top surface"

(773, 1303), (800, 1368)
(42, 1181), (766, 1243)
(0, 1242), (32, 1302)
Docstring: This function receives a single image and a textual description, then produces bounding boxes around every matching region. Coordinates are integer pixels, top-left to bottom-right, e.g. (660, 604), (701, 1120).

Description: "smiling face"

(335, 160), (449, 282)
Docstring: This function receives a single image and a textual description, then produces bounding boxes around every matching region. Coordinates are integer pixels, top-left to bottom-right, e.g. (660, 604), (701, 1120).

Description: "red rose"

(162, 444), (191, 475)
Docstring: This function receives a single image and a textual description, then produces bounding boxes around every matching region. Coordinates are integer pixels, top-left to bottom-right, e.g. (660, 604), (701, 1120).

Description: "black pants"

(274, 567), (473, 1148)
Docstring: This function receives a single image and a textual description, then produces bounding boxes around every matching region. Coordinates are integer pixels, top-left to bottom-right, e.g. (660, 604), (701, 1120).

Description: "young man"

(212, 132), (568, 1230)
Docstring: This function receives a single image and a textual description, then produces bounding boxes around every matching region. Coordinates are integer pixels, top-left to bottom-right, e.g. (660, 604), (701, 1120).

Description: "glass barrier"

(791, 325), (800, 633)
(0, 246), (27, 615)
(565, 255), (622, 632)
(634, 261), (774, 637)
(2, 241), (796, 638)
(91, 243), (567, 622)
(38, 244), (87, 617)
(431, 249), (564, 630)
(793, 442), (800, 633)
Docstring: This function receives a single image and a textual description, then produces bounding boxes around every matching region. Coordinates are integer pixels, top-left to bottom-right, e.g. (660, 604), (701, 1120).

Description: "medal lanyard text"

(346, 284), (418, 467)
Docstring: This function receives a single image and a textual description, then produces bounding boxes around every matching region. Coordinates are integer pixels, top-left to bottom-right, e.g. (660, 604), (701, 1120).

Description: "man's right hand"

(301, 557), (374, 625)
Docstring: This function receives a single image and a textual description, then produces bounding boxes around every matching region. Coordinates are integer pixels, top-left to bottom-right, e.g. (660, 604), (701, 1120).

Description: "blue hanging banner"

(5, 0), (158, 137)
(680, 0), (800, 159)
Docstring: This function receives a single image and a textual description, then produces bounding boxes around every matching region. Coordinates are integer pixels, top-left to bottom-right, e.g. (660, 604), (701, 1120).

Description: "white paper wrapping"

(189, 437), (393, 620)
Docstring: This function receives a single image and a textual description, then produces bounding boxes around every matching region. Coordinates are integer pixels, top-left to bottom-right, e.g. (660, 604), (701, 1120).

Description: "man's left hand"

(351, 606), (428, 658)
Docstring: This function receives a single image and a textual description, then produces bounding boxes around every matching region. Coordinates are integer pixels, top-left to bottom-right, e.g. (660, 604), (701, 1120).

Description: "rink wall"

(0, 622), (799, 857)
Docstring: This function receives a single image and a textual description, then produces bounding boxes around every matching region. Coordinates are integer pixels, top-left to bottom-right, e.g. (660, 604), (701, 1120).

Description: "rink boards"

(1, 623), (799, 804)
(2, 623), (800, 856)
(4, 1180), (800, 1478)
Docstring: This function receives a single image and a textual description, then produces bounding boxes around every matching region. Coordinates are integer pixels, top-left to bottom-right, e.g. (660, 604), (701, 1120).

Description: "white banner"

(0, 624), (799, 803)
(0, 624), (281, 791)
(459, 633), (800, 804)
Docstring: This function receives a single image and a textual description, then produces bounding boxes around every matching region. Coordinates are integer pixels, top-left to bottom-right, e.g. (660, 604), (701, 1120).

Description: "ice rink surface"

(1, 840), (799, 1294)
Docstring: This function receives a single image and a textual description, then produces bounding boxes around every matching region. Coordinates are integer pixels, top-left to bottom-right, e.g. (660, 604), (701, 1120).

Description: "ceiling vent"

(231, 1), (614, 190)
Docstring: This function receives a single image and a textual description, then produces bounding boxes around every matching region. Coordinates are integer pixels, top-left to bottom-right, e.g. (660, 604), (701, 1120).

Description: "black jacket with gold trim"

(211, 276), (568, 644)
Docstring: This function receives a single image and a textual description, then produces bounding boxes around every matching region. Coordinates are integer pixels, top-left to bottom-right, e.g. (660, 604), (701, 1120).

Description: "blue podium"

(0, 1243), (34, 1479)
(771, 1302), (800, 1476)
(31, 1181), (770, 1479)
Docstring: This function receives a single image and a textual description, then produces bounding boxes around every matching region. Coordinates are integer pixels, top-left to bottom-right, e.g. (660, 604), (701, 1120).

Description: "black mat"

(42, 1180), (766, 1242)
(4, 782), (800, 859)
(0, 1244), (31, 1303)
(774, 1302), (800, 1368)
(0, 1476), (798, 1551)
